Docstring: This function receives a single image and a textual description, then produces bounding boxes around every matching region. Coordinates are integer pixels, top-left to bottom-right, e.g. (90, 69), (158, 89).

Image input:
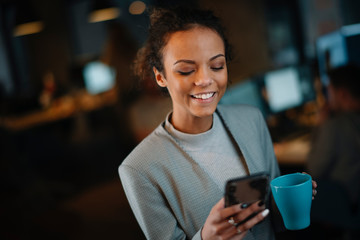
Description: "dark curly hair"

(133, 6), (233, 84)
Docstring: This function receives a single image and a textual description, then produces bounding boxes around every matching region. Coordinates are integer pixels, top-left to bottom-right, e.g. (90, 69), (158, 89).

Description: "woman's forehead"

(167, 25), (221, 42)
(162, 27), (225, 58)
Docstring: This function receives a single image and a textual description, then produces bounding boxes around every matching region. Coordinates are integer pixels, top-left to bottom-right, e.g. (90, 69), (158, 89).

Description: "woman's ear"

(153, 67), (167, 87)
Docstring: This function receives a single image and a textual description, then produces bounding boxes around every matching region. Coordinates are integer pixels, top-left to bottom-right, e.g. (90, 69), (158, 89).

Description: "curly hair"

(133, 6), (233, 84)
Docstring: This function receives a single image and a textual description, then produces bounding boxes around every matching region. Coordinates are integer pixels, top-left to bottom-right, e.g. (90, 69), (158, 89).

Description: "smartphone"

(225, 172), (270, 207)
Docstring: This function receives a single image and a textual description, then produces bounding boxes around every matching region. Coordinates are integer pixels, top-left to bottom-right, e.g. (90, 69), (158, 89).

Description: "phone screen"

(225, 172), (269, 207)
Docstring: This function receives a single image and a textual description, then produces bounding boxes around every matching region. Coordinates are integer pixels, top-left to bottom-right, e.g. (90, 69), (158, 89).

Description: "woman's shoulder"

(217, 104), (263, 121)
(218, 103), (261, 113)
(119, 124), (173, 171)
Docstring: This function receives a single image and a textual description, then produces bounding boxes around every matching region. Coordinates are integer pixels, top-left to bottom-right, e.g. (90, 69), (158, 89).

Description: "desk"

(273, 135), (311, 166)
(0, 89), (118, 131)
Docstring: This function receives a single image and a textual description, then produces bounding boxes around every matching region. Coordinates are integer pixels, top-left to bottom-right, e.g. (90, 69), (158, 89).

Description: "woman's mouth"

(191, 92), (215, 100)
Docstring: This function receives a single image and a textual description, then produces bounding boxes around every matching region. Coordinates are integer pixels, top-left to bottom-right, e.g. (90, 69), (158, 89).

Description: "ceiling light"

(129, 1), (146, 15)
(14, 21), (44, 37)
(88, 0), (120, 23)
(13, 3), (44, 37)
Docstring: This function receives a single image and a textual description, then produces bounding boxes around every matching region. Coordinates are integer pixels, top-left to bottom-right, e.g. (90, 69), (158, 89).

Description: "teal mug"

(270, 173), (312, 230)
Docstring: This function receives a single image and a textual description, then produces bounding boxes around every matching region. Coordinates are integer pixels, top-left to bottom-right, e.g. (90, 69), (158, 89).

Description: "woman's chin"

(192, 106), (217, 118)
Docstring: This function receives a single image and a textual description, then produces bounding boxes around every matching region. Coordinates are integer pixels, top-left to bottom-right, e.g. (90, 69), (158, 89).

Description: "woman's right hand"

(201, 198), (269, 240)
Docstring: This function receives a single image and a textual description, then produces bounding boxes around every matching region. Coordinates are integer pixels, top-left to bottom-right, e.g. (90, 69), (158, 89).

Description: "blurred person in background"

(306, 64), (360, 240)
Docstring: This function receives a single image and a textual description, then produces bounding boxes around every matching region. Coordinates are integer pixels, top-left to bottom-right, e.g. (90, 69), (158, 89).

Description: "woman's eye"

(178, 70), (194, 76)
(211, 66), (224, 71)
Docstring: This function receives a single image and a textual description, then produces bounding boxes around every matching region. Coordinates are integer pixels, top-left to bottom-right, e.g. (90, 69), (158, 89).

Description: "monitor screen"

(264, 67), (303, 113)
(316, 31), (348, 86)
(83, 61), (116, 95)
(220, 79), (267, 117)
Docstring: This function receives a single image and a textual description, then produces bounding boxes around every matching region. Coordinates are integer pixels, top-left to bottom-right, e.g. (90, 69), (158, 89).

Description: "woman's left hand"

(303, 172), (317, 200)
(311, 179), (317, 200)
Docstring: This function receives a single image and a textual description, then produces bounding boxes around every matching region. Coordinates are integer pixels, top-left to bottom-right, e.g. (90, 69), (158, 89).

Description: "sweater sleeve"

(119, 164), (203, 240)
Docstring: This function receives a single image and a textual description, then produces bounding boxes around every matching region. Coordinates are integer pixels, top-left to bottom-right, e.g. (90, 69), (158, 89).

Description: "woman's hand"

(311, 179), (317, 200)
(302, 172), (318, 200)
(201, 198), (269, 240)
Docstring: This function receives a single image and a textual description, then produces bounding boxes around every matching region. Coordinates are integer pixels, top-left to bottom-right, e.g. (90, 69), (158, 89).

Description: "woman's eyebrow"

(173, 59), (195, 65)
(209, 54), (225, 61)
(173, 54), (225, 66)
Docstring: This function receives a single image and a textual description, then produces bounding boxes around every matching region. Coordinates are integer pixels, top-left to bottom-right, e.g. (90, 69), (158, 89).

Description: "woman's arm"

(119, 164), (202, 240)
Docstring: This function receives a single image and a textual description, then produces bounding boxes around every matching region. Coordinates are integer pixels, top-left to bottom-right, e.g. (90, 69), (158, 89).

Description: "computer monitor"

(316, 31), (348, 86)
(263, 66), (315, 114)
(264, 67), (303, 113)
(83, 61), (116, 95)
(316, 23), (360, 86)
(220, 78), (267, 117)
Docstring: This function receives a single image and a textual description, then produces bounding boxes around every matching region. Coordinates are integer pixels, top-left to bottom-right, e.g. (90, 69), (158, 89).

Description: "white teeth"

(193, 92), (214, 100)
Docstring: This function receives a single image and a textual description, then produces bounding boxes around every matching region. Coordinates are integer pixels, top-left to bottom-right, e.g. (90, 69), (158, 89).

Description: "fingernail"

(262, 209), (269, 217)
(241, 203), (248, 209)
(258, 200), (264, 207)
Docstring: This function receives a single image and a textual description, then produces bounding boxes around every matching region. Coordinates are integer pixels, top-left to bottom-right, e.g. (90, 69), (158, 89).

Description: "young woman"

(119, 7), (315, 240)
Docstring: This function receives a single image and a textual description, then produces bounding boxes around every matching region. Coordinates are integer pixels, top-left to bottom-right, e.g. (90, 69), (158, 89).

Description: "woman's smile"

(191, 92), (216, 100)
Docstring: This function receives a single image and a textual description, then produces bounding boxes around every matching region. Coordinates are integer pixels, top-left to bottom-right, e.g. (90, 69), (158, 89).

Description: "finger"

(207, 214), (250, 238)
(212, 198), (242, 224)
(214, 198), (225, 211)
(220, 203), (244, 220)
(221, 225), (248, 240)
(234, 228), (248, 239)
(233, 200), (265, 223)
(208, 219), (237, 236)
(237, 209), (269, 233)
(312, 180), (318, 188)
(313, 189), (317, 196)
(312, 189), (317, 200)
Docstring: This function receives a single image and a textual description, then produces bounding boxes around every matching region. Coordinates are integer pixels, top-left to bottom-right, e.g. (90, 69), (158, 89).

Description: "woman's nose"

(194, 68), (213, 87)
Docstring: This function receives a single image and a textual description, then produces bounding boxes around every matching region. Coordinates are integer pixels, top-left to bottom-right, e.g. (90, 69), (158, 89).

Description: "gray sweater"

(119, 104), (280, 239)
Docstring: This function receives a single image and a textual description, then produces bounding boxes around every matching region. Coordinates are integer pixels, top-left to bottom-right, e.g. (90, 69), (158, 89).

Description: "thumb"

(214, 197), (225, 210)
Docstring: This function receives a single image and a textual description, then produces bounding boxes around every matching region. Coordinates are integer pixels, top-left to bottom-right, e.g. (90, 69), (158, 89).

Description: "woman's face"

(154, 26), (228, 132)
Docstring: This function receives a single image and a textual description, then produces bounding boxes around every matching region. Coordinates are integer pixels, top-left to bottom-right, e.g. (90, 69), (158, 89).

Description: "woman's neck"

(170, 113), (213, 134)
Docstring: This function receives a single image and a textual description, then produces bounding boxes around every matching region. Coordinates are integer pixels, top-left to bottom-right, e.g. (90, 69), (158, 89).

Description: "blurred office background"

(0, 0), (359, 239)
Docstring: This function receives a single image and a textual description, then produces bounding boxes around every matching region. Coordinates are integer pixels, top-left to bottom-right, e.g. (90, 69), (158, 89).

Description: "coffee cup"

(270, 173), (312, 230)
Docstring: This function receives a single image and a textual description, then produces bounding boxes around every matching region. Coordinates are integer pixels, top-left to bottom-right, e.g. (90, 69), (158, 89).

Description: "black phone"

(225, 172), (270, 208)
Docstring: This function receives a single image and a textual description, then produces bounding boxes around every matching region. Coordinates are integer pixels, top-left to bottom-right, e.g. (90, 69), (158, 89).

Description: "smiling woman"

(119, 6), (282, 240)
(153, 27), (228, 133)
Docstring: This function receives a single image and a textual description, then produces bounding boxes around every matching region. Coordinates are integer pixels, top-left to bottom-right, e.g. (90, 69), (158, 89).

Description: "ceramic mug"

(270, 173), (312, 230)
